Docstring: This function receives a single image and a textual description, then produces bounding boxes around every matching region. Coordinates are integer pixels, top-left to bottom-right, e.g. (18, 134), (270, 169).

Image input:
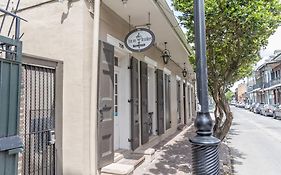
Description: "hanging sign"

(124, 28), (155, 52)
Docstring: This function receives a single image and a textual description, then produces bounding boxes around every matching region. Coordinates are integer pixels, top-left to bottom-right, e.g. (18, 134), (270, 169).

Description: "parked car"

(245, 104), (251, 109)
(235, 102), (245, 108)
(254, 103), (264, 114)
(249, 103), (256, 112)
(260, 104), (276, 116)
(273, 105), (281, 119)
(230, 101), (236, 106)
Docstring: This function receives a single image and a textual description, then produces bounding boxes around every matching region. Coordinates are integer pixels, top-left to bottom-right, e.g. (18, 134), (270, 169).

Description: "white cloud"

(260, 27), (281, 59)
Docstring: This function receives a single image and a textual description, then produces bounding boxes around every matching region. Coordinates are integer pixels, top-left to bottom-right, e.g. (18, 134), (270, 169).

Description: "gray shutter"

(130, 57), (140, 150)
(183, 83), (187, 124)
(140, 61), (149, 144)
(156, 69), (164, 135)
(97, 41), (114, 168)
(177, 81), (181, 123)
(187, 86), (191, 119)
(165, 74), (171, 129)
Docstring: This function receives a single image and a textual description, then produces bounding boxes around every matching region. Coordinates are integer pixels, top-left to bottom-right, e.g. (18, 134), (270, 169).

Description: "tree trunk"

(212, 88), (233, 140)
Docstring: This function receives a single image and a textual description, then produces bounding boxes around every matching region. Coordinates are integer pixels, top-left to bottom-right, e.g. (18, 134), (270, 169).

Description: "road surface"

(229, 107), (281, 175)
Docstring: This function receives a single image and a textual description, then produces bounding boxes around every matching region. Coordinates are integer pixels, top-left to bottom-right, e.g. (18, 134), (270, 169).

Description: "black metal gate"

(20, 64), (56, 175)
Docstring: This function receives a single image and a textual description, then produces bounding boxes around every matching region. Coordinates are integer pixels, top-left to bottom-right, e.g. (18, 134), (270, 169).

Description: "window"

(114, 73), (118, 116)
(114, 57), (119, 67)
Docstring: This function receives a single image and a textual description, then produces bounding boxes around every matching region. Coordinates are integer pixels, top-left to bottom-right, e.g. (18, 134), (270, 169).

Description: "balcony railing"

(271, 78), (281, 87)
(250, 79), (281, 92)
(253, 83), (262, 90)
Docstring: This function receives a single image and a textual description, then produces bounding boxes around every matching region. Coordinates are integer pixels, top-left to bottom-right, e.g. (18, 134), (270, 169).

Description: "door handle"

(99, 105), (112, 112)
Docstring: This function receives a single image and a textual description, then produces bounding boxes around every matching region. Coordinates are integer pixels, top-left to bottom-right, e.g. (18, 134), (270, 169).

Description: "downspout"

(90, 0), (100, 174)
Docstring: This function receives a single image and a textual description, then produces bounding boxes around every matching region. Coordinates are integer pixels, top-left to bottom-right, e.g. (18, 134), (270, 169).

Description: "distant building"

(237, 83), (247, 103)
(247, 51), (281, 105)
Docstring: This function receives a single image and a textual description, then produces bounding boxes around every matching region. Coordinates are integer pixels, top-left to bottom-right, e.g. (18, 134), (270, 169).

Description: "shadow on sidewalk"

(144, 128), (194, 175)
(136, 126), (233, 175)
(228, 124), (246, 174)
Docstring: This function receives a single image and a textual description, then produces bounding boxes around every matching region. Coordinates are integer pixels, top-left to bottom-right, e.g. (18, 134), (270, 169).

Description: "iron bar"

(0, 0), (11, 33)
(0, 8), (27, 22)
(28, 65), (32, 175)
(15, 18), (20, 41)
(24, 66), (27, 175)
(190, 0), (221, 174)
(7, 0), (21, 37)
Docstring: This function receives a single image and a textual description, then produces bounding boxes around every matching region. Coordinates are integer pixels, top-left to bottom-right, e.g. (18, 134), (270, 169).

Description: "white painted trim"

(144, 56), (158, 67)
(163, 67), (171, 75)
(176, 75), (181, 81)
(107, 34), (132, 54)
(185, 81), (191, 86)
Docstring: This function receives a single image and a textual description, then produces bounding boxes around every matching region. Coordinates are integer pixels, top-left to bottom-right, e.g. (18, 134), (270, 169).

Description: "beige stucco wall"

(13, 1), (96, 174)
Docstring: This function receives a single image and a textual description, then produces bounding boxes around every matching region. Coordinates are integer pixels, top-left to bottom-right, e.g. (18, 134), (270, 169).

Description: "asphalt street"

(229, 106), (281, 175)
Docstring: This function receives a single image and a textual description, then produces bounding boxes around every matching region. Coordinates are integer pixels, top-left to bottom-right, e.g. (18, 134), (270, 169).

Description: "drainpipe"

(90, 0), (100, 174)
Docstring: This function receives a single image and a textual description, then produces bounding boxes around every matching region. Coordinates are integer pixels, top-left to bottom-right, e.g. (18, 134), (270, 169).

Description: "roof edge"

(152, 0), (193, 56)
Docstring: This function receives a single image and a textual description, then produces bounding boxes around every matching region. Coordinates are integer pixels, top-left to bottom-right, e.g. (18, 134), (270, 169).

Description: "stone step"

(101, 163), (134, 175)
(134, 148), (155, 163)
(114, 152), (124, 163)
(117, 153), (145, 169)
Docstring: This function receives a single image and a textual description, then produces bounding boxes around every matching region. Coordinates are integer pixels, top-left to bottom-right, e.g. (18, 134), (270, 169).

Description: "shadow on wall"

(61, 0), (80, 24)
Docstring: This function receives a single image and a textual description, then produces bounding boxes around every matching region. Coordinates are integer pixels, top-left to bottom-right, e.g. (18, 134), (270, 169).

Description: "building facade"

(0, 0), (196, 174)
(237, 82), (246, 103)
(247, 51), (281, 105)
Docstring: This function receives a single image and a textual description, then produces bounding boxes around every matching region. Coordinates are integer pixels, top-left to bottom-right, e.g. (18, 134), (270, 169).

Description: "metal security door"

(0, 29), (23, 175)
(140, 61), (149, 145)
(156, 69), (164, 135)
(21, 64), (56, 175)
(97, 41), (114, 168)
(130, 57), (140, 150)
(0, 56), (22, 175)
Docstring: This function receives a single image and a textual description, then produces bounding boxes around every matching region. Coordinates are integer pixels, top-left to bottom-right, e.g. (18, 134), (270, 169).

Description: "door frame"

(147, 64), (157, 137)
(22, 53), (63, 175)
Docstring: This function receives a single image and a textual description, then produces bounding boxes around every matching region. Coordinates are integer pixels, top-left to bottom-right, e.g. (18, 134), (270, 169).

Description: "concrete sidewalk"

(134, 125), (232, 175)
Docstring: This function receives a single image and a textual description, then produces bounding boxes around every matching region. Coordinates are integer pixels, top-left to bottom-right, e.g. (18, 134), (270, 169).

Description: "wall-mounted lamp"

(161, 42), (171, 64)
(182, 64), (187, 78)
(122, 0), (128, 7)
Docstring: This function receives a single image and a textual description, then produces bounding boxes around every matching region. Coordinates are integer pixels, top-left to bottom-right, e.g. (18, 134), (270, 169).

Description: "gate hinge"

(128, 65), (132, 69)
(128, 99), (133, 103)
(128, 138), (133, 142)
(0, 135), (23, 152)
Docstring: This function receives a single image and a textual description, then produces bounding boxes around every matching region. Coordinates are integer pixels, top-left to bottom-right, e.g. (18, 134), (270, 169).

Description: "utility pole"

(189, 0), (221, 174)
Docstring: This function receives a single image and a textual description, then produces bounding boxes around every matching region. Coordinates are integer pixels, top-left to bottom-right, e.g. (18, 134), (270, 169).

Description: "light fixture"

(182, 63), (187, 77)
(161, 42), (171, 64)
(122, 0), (128, 7)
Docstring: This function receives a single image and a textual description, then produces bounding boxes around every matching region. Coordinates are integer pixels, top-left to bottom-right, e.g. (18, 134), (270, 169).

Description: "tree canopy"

(174, 0), (281, 88)
(173, 0), (281, 140)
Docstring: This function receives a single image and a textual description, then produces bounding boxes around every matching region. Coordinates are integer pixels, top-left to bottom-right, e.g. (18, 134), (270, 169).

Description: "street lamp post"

(189, 0), (221, 174)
